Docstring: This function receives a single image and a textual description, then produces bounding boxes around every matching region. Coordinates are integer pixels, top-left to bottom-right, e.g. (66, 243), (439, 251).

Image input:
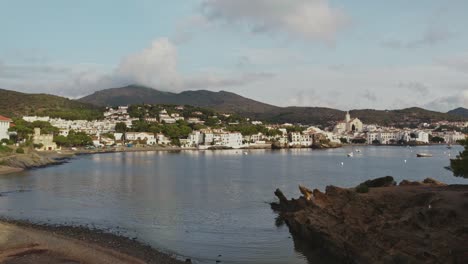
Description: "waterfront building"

(32, 128), (58, 151)
(220, 132), (243, 148)
(125, 132), (157, 145)
(156, 133), (171, 145)
(0, 115), (12, 140)
(188, 130), (204, 147)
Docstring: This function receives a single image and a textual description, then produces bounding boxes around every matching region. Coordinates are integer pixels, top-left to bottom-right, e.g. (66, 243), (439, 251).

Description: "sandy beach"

(0, 220), (186, 264)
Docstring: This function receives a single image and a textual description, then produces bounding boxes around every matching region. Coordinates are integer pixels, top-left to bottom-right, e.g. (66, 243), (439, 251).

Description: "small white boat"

(355, 149), (361, 153)
(447, 144), (452, 149)
(347, 152), (354, 157)
(416, 153), (432, 158)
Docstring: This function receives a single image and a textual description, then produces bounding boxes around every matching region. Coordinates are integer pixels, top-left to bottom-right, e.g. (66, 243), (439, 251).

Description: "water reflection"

(0, 146), (466, 264)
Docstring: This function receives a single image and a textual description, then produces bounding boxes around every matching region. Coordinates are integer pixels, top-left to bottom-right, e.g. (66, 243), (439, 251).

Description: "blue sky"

(0, 0), (467, 111)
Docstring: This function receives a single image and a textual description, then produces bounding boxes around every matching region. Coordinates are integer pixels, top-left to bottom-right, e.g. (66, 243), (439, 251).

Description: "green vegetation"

(1, 138), (14, 145)
(8, 119), (59, 141)
(54, 130), (93, 147)
(0, 88), (103, 120)
(450, 138), (468, 178)
(226, 123), (281, 136)
(115, 122), (128, 133)
(15, 147), (25, 154)
(0, 145), (13, 154)
(351, 138), (366, 144)
(430, 136), (445, 143)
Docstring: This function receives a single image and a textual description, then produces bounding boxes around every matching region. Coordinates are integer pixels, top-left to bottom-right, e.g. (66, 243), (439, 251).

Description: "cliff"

(271, 177), (468, 264)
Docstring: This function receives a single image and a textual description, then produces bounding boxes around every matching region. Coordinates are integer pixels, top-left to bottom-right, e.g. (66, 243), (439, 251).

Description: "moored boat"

(416, 153), (432, 158)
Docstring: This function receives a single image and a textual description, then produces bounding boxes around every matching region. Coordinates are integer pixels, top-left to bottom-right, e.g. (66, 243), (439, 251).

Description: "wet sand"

(0, 220), (186, 264)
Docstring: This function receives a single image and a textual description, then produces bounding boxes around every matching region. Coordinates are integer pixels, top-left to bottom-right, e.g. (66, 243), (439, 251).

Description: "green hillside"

(0, 89), (103, 120)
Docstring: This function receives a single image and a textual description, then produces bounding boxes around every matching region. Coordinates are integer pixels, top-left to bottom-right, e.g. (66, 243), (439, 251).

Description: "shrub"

(0, 145), (13, 153)
(16, 147), (25, 154)
(33, 143), (44, 149)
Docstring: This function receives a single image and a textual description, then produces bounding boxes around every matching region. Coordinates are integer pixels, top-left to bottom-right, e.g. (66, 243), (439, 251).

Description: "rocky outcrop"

(271, 177), (468, 264)
(1, 152), (70, 169)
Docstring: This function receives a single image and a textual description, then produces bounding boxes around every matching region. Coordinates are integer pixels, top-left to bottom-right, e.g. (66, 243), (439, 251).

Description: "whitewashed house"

(220, 133), (243, 148)
(125, 132), (156, 145)
(0, 115), (12, 140)
(156, 133), (171, 145)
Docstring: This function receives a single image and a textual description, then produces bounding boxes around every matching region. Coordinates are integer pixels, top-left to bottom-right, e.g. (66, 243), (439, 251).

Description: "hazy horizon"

(1, 1), (467, 111)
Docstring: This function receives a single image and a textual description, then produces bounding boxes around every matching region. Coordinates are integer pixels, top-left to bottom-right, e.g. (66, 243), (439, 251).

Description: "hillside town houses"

(5, 106), (465, 150)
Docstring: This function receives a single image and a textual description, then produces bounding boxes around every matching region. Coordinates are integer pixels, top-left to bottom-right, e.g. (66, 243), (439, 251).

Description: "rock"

(298, 185), (313, 200)
(422, 178), (447, 186)
(399, 180), (423, 186)
(361, 176), (396, 187)
(271, 178), (468, 264)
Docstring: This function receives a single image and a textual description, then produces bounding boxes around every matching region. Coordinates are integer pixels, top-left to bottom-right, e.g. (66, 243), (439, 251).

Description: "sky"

(0, 0), (467, 111)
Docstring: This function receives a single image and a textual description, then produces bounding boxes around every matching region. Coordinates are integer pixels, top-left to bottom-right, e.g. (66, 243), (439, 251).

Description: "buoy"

(404, 159), (407, 163)
(340, 162), (344, 166)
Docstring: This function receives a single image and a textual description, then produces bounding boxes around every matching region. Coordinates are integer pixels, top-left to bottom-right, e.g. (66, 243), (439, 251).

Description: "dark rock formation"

(271, 177), (468, 264)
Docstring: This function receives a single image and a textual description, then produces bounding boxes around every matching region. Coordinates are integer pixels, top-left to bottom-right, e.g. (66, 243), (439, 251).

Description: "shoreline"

(0, 218), (187, 264)
(0, 143), (460, 176)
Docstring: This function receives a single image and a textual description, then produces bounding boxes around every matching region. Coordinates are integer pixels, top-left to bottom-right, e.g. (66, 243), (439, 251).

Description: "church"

(333, 112), (363, 134)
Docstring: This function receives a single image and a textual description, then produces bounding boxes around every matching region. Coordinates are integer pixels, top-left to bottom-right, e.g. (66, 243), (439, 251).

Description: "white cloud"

(115, 38), (182, 89)
(425, 90), (468, 111)
(200, 0), (349, 42)
(0, 38), (273, 97)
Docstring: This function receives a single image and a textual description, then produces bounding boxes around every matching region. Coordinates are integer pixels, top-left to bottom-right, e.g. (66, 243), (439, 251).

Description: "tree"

(372, 139), (380, 144)
(351, 138), (366, 144)
(450, 138), (468, 178)
(115, 122), (128, 133)
(430, 136), (445, 143)
(340, 137), (348, 144)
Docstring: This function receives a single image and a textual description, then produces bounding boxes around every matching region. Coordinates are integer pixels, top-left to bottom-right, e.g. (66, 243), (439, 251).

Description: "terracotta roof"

(0, 115), (12, 122)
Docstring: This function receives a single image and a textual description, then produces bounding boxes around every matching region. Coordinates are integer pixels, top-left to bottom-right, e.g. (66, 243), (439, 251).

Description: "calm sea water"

(0, 145), (467, 263)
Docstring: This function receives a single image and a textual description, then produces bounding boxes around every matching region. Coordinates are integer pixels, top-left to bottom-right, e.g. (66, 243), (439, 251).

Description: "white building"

(220, 133), (243, 148)
(444, 131), (466, 144)
(23, 116), (50, 122)
(32, 128), (58, 151)
(0, 115), (12, 140)
(333, 112), (363, 134)
(125, 132), (156, 145)
(156, 133), (171, 145)
(415, 131), (429, 143)
(289, 132), (312, 147)
(188, 130), (204, 147)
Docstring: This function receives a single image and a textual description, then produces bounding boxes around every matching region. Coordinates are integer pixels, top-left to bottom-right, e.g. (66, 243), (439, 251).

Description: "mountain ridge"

(447, 107), (468, 118)
(78, 85), (467, 126)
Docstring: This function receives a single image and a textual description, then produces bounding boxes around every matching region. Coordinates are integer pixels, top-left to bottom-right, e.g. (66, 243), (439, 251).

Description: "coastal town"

(0, 104), (466, 151)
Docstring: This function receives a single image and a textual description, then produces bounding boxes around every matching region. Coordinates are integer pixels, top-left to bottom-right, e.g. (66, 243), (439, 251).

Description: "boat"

(355, 149), (361, 153)
(347, 152), (354, 157)
(416, 153), (432, 158)
(447, 144), (452, 149)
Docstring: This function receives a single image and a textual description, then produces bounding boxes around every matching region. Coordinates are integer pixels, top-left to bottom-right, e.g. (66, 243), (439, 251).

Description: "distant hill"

(0, 89), (103, 120)
(448, 107), (468, 118)
(79, 85), (466, 126)
(78, 85), (278, 114)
